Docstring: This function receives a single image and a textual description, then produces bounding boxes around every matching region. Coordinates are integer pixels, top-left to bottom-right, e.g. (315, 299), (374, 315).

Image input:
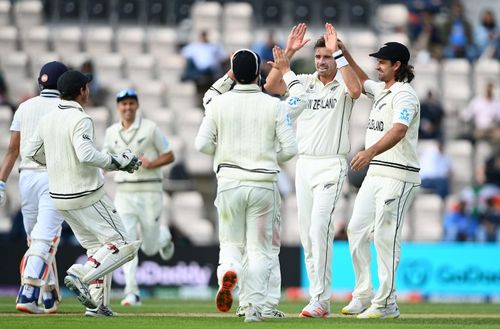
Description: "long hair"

(394, 63), (415, 83)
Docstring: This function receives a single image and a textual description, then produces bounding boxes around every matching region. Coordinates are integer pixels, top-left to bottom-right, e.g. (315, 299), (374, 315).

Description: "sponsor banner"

(300, 241), (500, 296)
(0, 242), (301, 288)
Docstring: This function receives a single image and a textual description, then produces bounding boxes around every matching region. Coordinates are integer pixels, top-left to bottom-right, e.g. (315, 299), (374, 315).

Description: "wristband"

(333, 50), (348, 68)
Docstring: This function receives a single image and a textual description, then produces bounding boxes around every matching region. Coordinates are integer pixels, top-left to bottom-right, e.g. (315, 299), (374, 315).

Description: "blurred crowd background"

(0, 0), (499, 248)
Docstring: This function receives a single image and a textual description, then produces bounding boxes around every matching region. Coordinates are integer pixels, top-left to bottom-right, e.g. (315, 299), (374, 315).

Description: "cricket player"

(265, 23), (362, 318)
(195, 48), (299, 322)
(103, 88), (175, 307)
(0, 61), (68, 314)
(340, 42), (420, 319)
(24, 70), (142, 317)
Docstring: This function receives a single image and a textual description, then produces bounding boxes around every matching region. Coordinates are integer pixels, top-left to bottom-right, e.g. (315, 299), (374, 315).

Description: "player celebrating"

(196, 48), (299, 322)
(25, 70), (142, 317)
(0, 61), (68, 314)
(341, 42), (420, 319)
(103, 88), (175, 307)
(265, 23), (362, 318)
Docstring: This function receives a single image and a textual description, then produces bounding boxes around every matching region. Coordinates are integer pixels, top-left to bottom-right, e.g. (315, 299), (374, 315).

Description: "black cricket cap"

(369, 42), (410, 64)
(231, 49), (261, 84)
(57, 70), (93, 98)
(38, 61), (68, 89)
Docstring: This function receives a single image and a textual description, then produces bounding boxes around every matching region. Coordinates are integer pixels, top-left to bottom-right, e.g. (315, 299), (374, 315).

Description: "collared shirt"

(293, 72), (355, 157)
(462, 96), (500, 130)
(10, 89), (61, 170)
(103, 114), (172, 192)
(364, 80), (421, 184)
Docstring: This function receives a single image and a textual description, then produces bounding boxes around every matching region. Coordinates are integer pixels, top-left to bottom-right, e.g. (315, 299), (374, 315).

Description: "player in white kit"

(340, 42), (420, 319)
(0, 62), (68, 314)
(103, 88), (175, 306)
(196, 48), (298, 322)
(25, 70), (142, 317)
(265, 23), (362, 318)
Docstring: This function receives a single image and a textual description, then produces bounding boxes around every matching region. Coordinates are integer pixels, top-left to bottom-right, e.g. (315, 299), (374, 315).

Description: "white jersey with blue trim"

(293, 72), (355, 157)
(363, 80), (421, 184)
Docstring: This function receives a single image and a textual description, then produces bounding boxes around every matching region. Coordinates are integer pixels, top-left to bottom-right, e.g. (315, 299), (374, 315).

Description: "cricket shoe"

(42, 290), (60, 314)
(244, 304), (263, 323)
(236, 305), (246, 317)
(159, 240), (175, 261)
(341, 297), (371, 315)
(16, 285), (44, 314)
(357, 304), (400, 319)
(299, 301), (330, 318)
(64, 274), (97, 309)
(121, 293), (142, 306)
(85, 305), (116, 317)
(215, 270), (237, 312)
(261, 308), (286, 319)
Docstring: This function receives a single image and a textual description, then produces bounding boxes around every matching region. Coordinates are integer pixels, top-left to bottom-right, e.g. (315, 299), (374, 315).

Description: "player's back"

(14, 90), (61, 169)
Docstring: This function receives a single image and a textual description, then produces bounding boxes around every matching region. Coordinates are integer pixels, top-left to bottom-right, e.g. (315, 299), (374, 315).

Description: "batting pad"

(82, 240), (141, 284)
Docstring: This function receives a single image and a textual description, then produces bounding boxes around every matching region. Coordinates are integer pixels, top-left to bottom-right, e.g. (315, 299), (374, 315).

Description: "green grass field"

(1, 297), (499, 329)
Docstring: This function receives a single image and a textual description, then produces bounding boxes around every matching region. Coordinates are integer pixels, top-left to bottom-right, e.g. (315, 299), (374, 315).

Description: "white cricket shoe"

(85, 305), (117, 317)
(16, 301), (44, 314)
(357, 304), (400, 319)
(236, 305), (246, 317)
(261, 308), (286, 319)
(121, 293), (142, 306)
(341, 297), (371, 315)
(64, 274), (97, 309)
(159, 240), (175, 261)
(299, 300), (330, 318)
(244, 304), (263, 323)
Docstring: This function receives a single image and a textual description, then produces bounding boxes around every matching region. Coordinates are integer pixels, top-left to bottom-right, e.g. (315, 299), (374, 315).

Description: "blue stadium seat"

(57, 0), (80, 20)
(174, 0), (195, 24)
(292, 1), (312, 24)
(87, 0), (111, 21)
(117, 0), (141, 24)
(320, 0), (341, 23)
(146, 0), (168, 25)
(261, 0), (282, 25)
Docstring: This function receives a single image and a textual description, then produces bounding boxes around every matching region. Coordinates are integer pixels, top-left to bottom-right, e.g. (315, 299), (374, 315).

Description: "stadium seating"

(85, 26), (114, 55)
(117, 27), (146, 57)
(20, 26), (50, 57)
(13, 0), (43, 29)
(0, 0), (10, 26)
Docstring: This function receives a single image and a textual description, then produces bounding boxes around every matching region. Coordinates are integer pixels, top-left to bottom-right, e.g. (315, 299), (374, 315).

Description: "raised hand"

(286, 23), (310, 56)
(324, 23), (338, 53)
(268, 46), (290, 75)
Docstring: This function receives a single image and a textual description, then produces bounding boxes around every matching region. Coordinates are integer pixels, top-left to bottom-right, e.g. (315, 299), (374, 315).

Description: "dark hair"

(60, 90), (81, 101)
(394, 62), (415, 83)
(314, 36), (326, 49)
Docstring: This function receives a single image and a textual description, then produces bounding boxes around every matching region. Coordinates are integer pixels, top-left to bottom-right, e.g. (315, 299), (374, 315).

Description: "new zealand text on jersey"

(308, 97), (337, 110)
(368, 119), (384, 131)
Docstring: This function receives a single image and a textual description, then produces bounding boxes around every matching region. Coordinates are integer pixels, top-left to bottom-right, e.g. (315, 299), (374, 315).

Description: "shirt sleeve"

(153, 126), (172, 154)
(9, 108), (21, 132)
(101, 127), (113, 154)
(363, 80), (381, 100)
(73, 118), (112, 168)
(24, 126), (46, 165)
(275, 102), (298, 163)
(281, 71), (309, 121)
(202, 74), (235, 108)
(392, 91), (419, 127)
(195, 107), (217, 155)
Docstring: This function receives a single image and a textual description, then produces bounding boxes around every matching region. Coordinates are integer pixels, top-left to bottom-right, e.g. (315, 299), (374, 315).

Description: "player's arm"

(324, 23), (361, 99)
(195, 107), (217, 155)
(141, 127), (175, 169)
(351, 94), (418, 171)
(337, 40), (370, 93)
(202, 72), (235, 108)
(73, 118), (141, 173)
(270, 46), (309, 120)
(276, 103), (298, 163)
(0, 131), (20, 182)
(264, 23), (310, 95)
(25, 128), (46, 166)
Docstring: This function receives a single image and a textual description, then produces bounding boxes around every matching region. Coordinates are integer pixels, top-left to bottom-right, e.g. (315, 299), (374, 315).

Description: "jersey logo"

(308, 98), (337, 110)
(285, 112), (292, 128)
(82, 134), (91, 141)
(399, 108), (411, 123)
(367, 119), (384, 131)
(287, 96), (301, 108)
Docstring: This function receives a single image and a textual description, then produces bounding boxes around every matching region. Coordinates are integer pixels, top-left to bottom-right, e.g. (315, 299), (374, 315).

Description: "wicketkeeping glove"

(109, 150), (142, 173)
(0, 180), (6, 207)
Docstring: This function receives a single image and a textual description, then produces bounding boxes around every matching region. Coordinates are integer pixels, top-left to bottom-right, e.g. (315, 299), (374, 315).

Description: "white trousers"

(347, 175), (418, 308)
(115, 191), (170, 295)
(19, 170), (64, 284)
(215, 178), (279, 309)
(295, 156), (347, 306)
(239, 212), (281, 310)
